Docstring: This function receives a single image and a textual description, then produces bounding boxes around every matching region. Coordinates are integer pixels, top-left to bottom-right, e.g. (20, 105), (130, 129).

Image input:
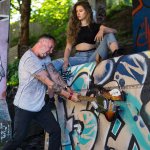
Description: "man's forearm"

(34, 71), (54, 89)
(34, 70), (63, 93)
(46, 63), (68, 88)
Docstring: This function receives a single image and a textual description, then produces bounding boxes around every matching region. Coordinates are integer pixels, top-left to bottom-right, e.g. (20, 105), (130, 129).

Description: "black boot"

(111, 48), (125, 58)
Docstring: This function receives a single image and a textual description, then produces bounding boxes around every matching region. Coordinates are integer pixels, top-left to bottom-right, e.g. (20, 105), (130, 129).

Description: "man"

(3, 34), (79, 150)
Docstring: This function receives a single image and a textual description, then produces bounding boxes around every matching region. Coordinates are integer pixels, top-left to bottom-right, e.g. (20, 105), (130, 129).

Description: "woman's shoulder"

(90, 22), (101, 26)
(90, 22), (101, 30)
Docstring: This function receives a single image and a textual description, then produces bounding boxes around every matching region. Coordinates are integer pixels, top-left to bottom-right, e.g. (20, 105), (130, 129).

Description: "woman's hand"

(63, 43), (72, 71)
(63, 59), (69, 71)
(94, 25), (104, 42)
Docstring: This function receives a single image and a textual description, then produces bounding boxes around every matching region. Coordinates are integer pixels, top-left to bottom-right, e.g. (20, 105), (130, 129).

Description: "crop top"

(74, 23), (101, 46)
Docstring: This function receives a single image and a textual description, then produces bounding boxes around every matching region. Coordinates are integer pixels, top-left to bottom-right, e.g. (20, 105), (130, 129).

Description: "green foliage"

(31, 0), (73, 50)
(107, 4), (131, 18)
(107, 0), (132, 9)
(106, 0), (132, 18)
(9, 37), (19, 47)
(29, 35), (39, 46)
(7, 59), (19, 86)
(10, 0), (72, 49)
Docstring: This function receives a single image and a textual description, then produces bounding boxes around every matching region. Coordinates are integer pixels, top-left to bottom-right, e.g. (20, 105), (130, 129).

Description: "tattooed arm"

(34, 70), (54, 89)
(33, 70), (79, 102)
(46, 63), (68, 89)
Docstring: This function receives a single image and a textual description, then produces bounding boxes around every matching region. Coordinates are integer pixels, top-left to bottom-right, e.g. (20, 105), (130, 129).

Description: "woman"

(52, 1), (119, 71)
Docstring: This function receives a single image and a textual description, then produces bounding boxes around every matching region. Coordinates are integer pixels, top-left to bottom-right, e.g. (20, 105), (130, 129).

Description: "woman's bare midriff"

(75, 43), (96, 51)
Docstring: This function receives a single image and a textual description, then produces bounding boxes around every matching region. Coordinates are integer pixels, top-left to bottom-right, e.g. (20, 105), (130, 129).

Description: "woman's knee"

(105, 33), (117, 43)
(105, 33), (118, 51)
(51, 58), (64, 71)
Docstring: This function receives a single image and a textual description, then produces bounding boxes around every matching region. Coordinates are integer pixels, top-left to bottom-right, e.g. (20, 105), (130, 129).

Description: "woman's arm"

(63, 41), (73, 70)
(100, 25), (117, 34)
(94, 25), (117, 42)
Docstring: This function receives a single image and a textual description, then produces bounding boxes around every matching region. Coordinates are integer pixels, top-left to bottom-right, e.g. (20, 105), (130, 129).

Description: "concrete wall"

(133, 0), (150, 52)
(0, 0), (11, 144)
(50, 50), (150, 150)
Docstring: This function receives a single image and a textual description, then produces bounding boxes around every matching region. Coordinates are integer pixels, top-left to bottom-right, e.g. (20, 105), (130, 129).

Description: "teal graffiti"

(72, 111), (98, 150)
(116, 93), (150, 149)
(112, 119), (122, 136)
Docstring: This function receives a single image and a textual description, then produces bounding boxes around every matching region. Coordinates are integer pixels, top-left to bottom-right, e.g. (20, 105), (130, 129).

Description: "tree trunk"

(18, 0), (31, 58)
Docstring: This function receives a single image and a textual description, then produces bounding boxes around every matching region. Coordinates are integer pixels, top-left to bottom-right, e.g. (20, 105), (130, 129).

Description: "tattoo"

(47, 63), (67, 88)
(34, 73), (48, 83)
(52, 83), (62, 94)
(46, 63), (56, 73)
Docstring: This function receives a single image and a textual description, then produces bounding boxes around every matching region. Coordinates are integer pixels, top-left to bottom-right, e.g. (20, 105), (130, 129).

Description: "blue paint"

(139, 120), (145, 128)
(119, 78), (125, 87)
(133, 116), (138, 122)
(121, 58), (140, 68)
(129, 67), (143, 84)
(116, 93), (150, 149)
(116, 56), (145, 83)
(79, 130), (97, 144)
(148, 134), (150, 141)
(75, 144), (80, 150)
(106, 63), (110, 70)
(72, 112), (97, 148)
(132, 143), (139, 150)
(115, 74), (119, 79)
(63, 145), (72, 150)
(112, 119), (121, 136)
(97, 61), (113, 82)
(117, 64), (137, 80)
(133, 0), (150, 52)
(72, 78), (84, 92)
(135, 58), (145, 71)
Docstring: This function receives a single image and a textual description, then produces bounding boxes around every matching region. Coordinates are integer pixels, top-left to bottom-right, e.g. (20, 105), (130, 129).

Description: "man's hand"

(68, 92), (80, 102)
(65, 86), (73, 93)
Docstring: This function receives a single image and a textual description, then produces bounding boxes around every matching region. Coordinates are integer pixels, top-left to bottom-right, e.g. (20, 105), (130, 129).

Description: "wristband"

(68, 92), (73, 100)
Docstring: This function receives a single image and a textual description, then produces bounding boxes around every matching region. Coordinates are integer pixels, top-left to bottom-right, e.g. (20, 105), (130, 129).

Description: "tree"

(11, 0), (31, 58)
(31, 0), (73, 50)
(10, 0), (72, 57)
(18, 0), (31, 58)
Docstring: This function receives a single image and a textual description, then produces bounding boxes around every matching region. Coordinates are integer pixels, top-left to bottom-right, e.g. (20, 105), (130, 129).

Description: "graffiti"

(72, 111), (98, 150)
(0, 56), (5, 82)
(51, 51), (150, 150)
(0, 0), (11, 144)
(0, 121), (11, 143)
(132, 0), (150, 52)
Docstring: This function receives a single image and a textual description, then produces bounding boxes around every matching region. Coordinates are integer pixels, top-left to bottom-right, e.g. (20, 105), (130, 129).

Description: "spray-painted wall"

(0, 0), (11, 144)
(51, 51), (150, 150)
(133, 0), (150, 52)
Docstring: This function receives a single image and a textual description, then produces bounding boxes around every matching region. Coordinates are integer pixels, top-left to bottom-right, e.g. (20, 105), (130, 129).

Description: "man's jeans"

(52, 33), (117, 71)
(2, 102), (61, 150)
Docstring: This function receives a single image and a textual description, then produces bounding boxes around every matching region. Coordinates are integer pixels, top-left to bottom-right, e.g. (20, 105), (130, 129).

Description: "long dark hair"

(67, 1), (93, 44)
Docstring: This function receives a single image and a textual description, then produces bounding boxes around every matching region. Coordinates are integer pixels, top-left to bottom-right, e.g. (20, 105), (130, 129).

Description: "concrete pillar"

(132, 0), (150, 52)
(0, 0), (11, 144)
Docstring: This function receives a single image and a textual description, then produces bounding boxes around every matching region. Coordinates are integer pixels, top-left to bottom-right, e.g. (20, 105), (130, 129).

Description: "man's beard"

(38, 53), (47, 59)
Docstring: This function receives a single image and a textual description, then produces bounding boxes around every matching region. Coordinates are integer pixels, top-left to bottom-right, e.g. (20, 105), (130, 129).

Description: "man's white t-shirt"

(14, 49), (51, 112)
